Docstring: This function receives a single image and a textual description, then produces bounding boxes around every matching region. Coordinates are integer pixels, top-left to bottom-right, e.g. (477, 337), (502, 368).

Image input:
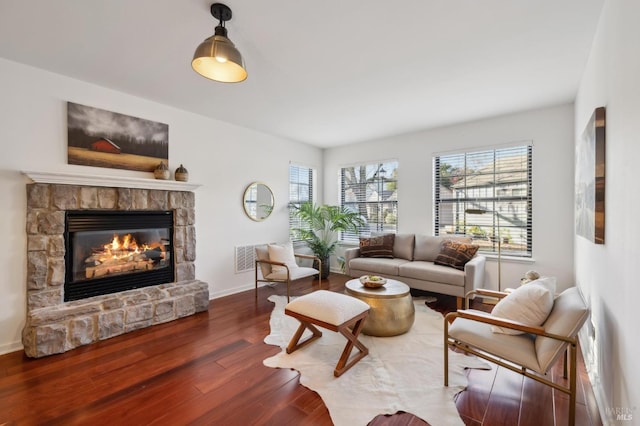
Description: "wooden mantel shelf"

(22, 170), (202, 192)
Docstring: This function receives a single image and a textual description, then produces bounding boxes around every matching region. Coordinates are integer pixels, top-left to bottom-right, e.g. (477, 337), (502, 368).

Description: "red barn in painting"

(90, 138), (121, 154)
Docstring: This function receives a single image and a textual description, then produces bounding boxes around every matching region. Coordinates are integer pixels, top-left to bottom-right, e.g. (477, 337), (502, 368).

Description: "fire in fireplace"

(80, 231), (167, 280)
(64, 210), (175, 301)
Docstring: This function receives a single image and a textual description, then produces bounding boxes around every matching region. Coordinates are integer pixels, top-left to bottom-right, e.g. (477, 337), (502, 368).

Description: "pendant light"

(192, 3), (247, 83)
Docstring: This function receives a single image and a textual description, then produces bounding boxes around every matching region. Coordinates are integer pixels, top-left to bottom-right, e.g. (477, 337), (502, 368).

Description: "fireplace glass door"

(65, 211), (174, 301)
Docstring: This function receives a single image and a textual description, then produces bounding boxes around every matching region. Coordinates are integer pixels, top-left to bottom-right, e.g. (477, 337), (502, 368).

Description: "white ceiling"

(0, 1), (604, 148)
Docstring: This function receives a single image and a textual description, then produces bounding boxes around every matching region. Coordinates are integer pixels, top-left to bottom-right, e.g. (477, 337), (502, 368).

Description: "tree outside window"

(340, 160), (399, 241)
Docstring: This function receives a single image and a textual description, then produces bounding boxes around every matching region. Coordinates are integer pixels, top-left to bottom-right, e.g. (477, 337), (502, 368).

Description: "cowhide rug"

(263, 295), (489, 425)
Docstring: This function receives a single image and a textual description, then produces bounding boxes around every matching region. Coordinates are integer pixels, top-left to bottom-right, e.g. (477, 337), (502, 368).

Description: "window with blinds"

(340, 160), (398, 242)
(289, 164), (314, 241)
(434, 144), (532, 257)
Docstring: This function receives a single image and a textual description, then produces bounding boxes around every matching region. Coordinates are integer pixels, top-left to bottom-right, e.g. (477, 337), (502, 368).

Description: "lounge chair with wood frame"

(444, 287), (589, 426)
(255, 244), (321, 302)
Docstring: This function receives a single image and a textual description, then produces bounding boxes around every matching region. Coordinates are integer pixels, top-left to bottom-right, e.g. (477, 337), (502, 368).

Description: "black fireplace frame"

(64, 210), (175, 302)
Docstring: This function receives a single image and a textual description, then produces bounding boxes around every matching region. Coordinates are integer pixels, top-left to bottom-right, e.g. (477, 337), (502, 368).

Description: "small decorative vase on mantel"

(154, 162), (170, 180)
(174, 164), (189, 182)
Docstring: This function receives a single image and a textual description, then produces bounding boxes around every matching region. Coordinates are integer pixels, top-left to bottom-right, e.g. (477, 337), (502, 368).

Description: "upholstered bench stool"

(284, 290), (370, 377)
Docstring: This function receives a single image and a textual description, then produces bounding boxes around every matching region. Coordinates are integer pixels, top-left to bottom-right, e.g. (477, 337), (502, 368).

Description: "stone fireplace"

(22, 172), (209, 358)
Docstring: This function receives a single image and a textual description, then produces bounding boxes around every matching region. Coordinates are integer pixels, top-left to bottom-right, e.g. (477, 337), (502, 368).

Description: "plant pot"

(313, 256), (331, 279)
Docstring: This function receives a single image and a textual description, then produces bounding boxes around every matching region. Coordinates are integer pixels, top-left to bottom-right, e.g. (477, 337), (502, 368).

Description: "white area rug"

(263, 295), (489, 426)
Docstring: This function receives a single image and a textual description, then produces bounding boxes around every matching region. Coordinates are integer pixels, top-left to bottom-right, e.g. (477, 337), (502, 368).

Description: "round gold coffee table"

(345, 278), (415, 337)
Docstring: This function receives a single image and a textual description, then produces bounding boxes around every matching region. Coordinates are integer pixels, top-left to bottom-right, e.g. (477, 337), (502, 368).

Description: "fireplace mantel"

(22, 170), (201, 191)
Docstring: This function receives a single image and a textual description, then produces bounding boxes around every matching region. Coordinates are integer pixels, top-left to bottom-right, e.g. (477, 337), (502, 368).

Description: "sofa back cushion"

(413, 235), (471, 262)
(370, 233), (415, 260)
(392, 234), (415, 260)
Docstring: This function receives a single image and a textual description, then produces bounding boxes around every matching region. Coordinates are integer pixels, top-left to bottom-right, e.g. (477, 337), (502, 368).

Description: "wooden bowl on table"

(359, 275), (387, 288)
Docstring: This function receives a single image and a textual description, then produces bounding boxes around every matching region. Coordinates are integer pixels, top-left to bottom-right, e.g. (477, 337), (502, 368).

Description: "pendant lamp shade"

(192, 3), (247, 83)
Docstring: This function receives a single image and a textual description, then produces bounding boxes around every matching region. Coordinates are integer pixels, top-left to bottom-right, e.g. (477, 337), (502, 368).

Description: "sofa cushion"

(392, 233), (415, 260)
(434, 240), (479, 271)
(349, 257), (409, 276)
(359, 234), (395, 258)
(414, 235), (472, 262)
(371, 232), (414, 259)
(413, 235), (443, 261)
(398, 261), (465, 287)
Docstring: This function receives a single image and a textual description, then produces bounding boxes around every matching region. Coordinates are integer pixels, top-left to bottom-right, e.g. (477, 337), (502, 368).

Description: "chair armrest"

(294, 253), (319, 261)
(255, 259), (291, 280)
(256, 259), (287, 267)
(462, 288), (507, 309)
(343, 247), (361, 276)
(294, 253), (321, 270)
(447, 309), (545, 335)
(469, 289), (509, 299)
(257, 255), (321, 273)
(446, 309), (576, 344)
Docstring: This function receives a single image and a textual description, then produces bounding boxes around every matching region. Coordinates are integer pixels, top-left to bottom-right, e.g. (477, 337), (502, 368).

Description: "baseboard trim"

(0, 340), (23, 356)
(214, 271), (348, 300)
(578, 331), (608, 425)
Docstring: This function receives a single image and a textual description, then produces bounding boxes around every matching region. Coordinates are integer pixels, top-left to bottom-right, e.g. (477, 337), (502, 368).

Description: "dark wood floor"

(0, 274), (601, 425)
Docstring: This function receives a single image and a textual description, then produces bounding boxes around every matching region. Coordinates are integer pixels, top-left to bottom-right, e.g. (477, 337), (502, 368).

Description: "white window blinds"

(289, 164), (314, 241)
(434, 144), (532, 257)
(340, 160), (398, 242)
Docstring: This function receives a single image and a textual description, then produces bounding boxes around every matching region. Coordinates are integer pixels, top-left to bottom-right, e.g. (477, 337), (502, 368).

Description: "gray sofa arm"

(343, 247), (361, 276)
(464, 255), (486, 293)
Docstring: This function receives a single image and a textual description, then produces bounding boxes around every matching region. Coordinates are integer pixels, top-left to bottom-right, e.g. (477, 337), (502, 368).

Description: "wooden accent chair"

(284, 290), (370, 377)
(255, 243), (321, 302)
(444, 287), (589, 426)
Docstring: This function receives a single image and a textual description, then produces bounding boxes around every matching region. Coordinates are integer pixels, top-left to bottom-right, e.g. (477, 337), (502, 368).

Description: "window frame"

(433, 144), (533, 258)
(288, 164), (315, 241)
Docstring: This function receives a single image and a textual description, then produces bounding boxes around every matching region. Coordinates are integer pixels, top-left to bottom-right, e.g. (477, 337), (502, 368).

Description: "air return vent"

(235, 244), (259, 273)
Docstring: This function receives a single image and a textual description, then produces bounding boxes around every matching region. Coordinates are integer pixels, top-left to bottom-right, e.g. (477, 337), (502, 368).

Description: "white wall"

(324, 104), (576, 291)
(0, 58), (322, 354)
(574, 0), (640, 423)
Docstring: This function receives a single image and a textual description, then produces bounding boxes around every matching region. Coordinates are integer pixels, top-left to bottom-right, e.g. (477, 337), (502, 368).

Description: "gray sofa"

(344, 234), (485, 308)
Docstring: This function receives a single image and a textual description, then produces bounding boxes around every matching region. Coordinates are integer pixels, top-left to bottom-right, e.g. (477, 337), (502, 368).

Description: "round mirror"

(243, 182), (274, 221)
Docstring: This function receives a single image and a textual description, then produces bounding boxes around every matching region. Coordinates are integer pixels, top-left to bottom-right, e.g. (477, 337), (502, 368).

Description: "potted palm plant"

(291, 202), (365, 279)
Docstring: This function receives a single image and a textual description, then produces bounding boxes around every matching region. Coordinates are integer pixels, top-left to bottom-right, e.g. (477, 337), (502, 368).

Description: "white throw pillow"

(268, 242), (298, 274)
(491, 282), (554, 335)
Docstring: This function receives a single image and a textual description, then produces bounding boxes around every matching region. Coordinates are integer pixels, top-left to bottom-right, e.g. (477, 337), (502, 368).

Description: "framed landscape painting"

(67, 102), (168, 172)
(575, 106), (606, 244)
